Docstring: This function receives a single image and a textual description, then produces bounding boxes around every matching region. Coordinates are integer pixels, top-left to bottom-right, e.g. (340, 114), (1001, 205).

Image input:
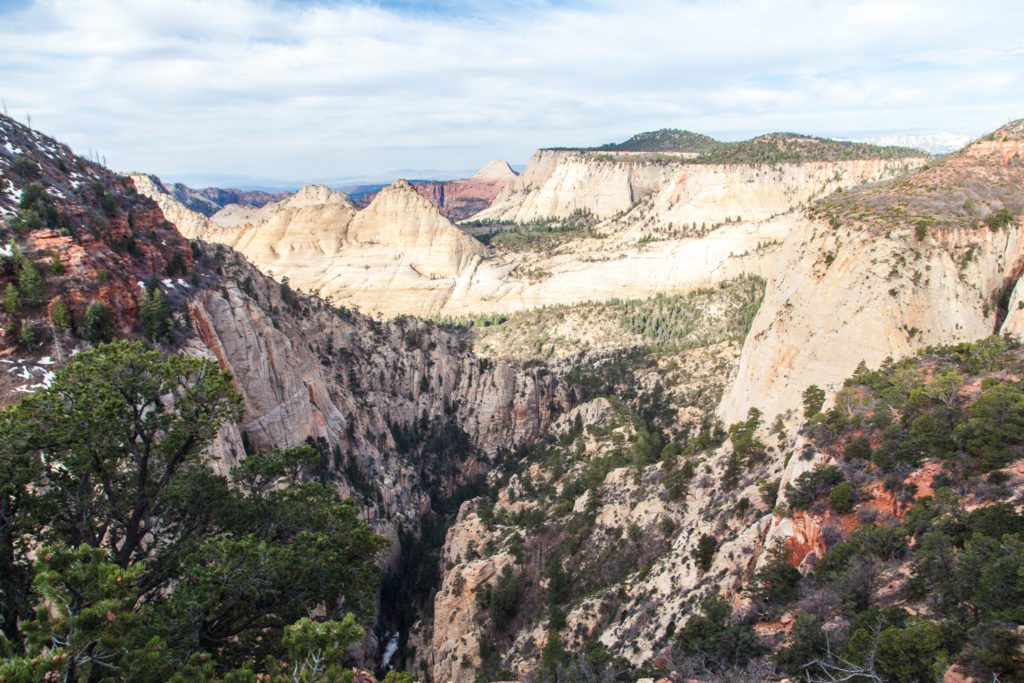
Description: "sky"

(0, 0), (1022, 188)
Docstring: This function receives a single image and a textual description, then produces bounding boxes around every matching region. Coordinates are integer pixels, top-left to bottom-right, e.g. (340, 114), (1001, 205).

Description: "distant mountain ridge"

(553, 127), (930, 164)
(164, 182), (288, 216)
(356, 160), (518, 221)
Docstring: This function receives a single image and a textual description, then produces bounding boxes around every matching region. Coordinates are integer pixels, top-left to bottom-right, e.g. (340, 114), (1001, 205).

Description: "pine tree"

(17, 259), (44, 306)
(4, 283), (21, 314)
(50, 298), (71, 332)
(540, 630), (568, 678)
(83, 300), (115, 345)
(140, 285), (171, 342)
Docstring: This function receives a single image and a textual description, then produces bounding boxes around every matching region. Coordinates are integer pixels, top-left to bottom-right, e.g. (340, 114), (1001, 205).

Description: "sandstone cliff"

(363, 160), (518, 221)
(134, 176), (491, 317)
(719, 121), (1024, 425)
(138, 147), (922, 320)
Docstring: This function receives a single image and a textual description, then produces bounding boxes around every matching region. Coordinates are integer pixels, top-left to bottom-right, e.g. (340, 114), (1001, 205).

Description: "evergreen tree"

(82, 300), (115, 344)
(803, 384), (826, 418)
(49, 298), (71, 332)
(0, 342), (387, 679)
(540, 630), (568, 679)
(4, 282), (20, 314)
(140, 283), (171, 342)
(17, 259), (44, 306)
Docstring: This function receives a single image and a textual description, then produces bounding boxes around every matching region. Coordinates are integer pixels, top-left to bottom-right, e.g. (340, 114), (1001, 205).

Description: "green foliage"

(15, 182), (61, 231)
(482, 209), (601, 252)
(766, 337), (1024, 681)
(747, 541), (801, 608)
(48, 251), (64, 275)
(786, 465), (844, 510)
(802, 384), (826, 418)
(17, 321), (37, 348)
(773, 616), (828, 677)
(954, 381), (1024, 471)
(49, 297), (70, 332)
(545, 554), (570, 607)
(672, 596), (765, 672)
(16, 259), (43, 306)
(984, 208), (1016, 230)
(11, 155), (41, 179)
(662, 458), (696, 501)
(828, 480), (856, 513)
(484, 566), (520, 632)
(874, 621), (949, 683)
(23, 544), (145, 682)
(3, 282), (20, 314)
(657, 516), (677, 537)
(694, 533), (718, 572)
(82, 299), (115, 344)
(728, 407), (765, 461)
(967, 502), (1024, 538)
(279, 614), (363, 682)
(539, 630), (568, 678)
(0, 342), (386, 678)
(140, 283), (172, 342)
(584, 130), (927, 163)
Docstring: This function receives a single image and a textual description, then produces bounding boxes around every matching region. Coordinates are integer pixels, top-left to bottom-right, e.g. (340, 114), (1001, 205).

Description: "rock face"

(364, 160), (519, 221)
(719, 121), (1024, 424)
(185, 253), (568, 537)
(133, 176), (491, 317)
(137, 150), (921, 320)
(1, 117), (570, 672)
(476, 149), (676, 222)
(473, 150), (923, 227)
(164, 181), (286, 217)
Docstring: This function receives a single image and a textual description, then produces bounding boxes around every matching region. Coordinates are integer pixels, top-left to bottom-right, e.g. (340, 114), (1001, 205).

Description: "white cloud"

(1, 0), (1021, 186)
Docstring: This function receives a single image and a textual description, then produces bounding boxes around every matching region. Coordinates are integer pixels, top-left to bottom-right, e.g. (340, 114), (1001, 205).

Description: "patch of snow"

(161, 278), (175, 289)
(176, 278), (190, 288)
(0, 244), (12, 257)
(38, 356), (54, 365)
(381, 632), (400, 669)
(138, 280), (147, 290)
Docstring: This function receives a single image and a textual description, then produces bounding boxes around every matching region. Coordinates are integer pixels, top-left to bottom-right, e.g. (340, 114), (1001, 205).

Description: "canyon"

(4, 114), (1024, 682)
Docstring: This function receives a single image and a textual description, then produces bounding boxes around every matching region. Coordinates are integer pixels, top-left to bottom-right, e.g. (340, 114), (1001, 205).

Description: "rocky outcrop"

(473, 150), (923, 227)
(719, 122), (1024, 424)
(364, 160), (518, 221)
(476, 149), (677, 222)
(134, 177), (492, 317)
(131, 174), (213, 238)
(184, 253), (568, 535)
(136, 145), (924, 320)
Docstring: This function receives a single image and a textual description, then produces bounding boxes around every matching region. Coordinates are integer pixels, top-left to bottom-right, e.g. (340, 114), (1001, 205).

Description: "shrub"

(984, 208), (1015, 230)
(694, 533), (718, 572)
(83, 300), (116, 344)
(787, 465), (845, 510)
(748, 541), (801, 607)
(17, 259), (44, 305)
(967, 503), (1024, 539)
(11, 155), (40, 179)
(485, 567), (520, 632)
(829, 481), (856, 513)
(672, 596), (765, 672)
